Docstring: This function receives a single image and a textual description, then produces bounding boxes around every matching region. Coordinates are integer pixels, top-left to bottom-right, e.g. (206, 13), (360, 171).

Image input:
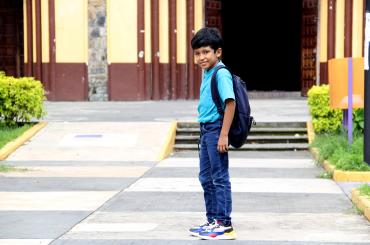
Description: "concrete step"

(176, 135), (308, 144)
(177, 121), (307, 128)
(174, 143), (309, 151)
(176, 127), (308, 135)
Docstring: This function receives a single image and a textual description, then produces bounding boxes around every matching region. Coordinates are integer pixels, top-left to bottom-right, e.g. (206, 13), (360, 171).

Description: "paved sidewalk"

(0, 120), (172, 245)
(53, 151), (370, 244)
(0, 100), (369, 244)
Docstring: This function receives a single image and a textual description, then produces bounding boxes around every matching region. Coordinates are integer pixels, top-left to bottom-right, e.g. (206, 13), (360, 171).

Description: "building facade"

(0, 0), (366, 101)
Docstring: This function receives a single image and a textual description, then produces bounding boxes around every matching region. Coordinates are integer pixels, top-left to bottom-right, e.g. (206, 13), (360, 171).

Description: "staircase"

(174, 122), (309, 151)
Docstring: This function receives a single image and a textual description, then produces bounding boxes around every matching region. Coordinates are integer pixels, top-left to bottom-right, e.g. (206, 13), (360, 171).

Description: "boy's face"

(193, 46), (222, 70)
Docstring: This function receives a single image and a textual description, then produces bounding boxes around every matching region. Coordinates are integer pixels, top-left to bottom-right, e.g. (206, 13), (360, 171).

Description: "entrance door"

(217, 0), (302, 92)
(205, 0), (222, 34)
(0, 0), (24, 77)
(301, 0), (318, 96)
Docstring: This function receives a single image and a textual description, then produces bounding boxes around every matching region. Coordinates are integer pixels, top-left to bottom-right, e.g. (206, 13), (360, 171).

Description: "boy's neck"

(206, 60), (220, 72)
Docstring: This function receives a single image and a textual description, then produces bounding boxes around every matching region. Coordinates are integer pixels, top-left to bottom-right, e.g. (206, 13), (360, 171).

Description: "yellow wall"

(159, 0), (169, 63)
(41, 0), (49, 63)
(23, 0), (27, 63)
(55, 0), (87, 63)
(194, 0), (204, 32)
(176, 0), (186, 63)
(335, 0), (345, 58)
(145, 0), (151, 63)
(32, 0), (36, 63)
(107, 0), (137, 63)
(319, 0), (328, 62)
(352, 0), (364, 57)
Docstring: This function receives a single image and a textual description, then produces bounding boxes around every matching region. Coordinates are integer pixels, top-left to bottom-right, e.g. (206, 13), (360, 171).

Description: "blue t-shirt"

(198, 61), (235, 123)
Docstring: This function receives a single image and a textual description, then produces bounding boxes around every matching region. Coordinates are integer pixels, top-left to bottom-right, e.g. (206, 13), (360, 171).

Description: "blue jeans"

(199, 120), (232, 226)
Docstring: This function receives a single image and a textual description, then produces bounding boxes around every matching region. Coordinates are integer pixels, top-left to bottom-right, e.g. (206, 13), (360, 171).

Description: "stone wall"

(88, 0), (108, 101)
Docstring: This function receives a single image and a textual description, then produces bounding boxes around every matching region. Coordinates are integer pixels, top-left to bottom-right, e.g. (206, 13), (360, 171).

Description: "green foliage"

(0, 73), (46, 125)
(311, 133), (348, 161)
(311, 133), (370, 171)
(0, 123), (33, 148)
(317, 171), (333, 179)
(307, 85), (343, 133)
(0, 164), (28, 173)
(353, 108), (364, 133)
(359, 184), (370, 197)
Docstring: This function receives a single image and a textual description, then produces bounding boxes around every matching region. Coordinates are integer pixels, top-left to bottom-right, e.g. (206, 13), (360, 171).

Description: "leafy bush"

(0, 73), (46, 125)
(307, 85), (343, 133)
(353, 108), (364, 133)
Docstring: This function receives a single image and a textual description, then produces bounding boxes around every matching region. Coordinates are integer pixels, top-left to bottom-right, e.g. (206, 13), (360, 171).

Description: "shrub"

(353, 108), (364, 134)
(0, 73), (46, 125)
(307, 85), (343, 133)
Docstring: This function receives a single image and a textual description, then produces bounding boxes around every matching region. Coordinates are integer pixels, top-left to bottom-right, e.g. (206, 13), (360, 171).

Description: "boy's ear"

(215, 48), (222, 59)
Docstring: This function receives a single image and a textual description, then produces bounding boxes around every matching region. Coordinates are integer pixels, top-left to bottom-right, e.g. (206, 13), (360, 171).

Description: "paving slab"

(0, 211), (89, 238)
(7, 122), (172, 162)
(51, 241), (370, 245)
(100, 192), (352, 214)
(43, 100), (309, 122)
(59, 211), (370, 243)
(0, 177), (137, 191)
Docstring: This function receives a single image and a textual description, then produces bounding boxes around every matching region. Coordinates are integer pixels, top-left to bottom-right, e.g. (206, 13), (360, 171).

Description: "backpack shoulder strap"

(211, 65), (231, 116)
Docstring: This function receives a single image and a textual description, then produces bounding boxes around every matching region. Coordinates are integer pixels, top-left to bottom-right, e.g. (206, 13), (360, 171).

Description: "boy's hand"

(218, 134), (229, 153)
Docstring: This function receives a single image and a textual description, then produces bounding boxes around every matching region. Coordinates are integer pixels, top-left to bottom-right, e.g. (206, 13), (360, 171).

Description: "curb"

(0, 122), (48, 160)
(352, 189), (370, 222)
(308, 122), (370, 182)
(156, 121), (177, 161)
(306, 121), (315, 144)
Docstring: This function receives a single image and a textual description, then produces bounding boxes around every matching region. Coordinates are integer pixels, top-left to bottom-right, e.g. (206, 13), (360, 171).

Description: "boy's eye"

(194, 50), (210, 56)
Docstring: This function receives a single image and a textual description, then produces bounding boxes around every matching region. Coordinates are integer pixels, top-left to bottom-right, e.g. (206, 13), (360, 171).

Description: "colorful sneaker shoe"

(189, 220), (216, 236)
(198, 221), (237, 240)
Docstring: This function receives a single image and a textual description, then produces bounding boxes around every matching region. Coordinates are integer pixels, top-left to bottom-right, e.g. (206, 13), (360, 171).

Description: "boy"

(189, 27), (237, 240)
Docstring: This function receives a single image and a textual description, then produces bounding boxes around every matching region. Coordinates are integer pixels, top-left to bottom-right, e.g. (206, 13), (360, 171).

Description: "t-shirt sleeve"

(216, 69), (235, 104)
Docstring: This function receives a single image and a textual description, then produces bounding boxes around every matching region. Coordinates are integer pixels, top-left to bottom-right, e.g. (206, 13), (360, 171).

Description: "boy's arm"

(218, 99), (236, 153)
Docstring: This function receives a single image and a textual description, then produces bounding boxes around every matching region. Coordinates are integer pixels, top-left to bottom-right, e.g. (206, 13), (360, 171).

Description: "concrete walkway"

(0, 100), (370, 244)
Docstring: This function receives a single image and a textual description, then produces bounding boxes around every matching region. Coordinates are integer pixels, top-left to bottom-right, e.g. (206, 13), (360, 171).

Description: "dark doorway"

(220, 1), (302, 91)
(0, 0), (24, 77)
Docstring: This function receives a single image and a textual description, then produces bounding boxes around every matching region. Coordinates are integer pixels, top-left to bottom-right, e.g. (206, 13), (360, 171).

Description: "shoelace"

(203, 220), (219, 231)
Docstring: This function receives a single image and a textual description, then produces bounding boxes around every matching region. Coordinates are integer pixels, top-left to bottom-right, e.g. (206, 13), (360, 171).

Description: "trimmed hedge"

(307, 85), (343, 133)
(0, 72), (46, 125)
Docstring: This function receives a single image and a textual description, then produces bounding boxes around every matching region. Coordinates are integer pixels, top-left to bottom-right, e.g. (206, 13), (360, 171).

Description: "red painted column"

(151, 0), (160, 100)
(186, 0), (194, 99)
(138, 0), (146, 100)
(48, 0), (56, 100)
(169, 0), (177, 99)
(344, 0), (353, 57)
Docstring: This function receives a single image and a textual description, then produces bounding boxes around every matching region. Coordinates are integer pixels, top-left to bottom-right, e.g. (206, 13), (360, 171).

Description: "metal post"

(348, 58), (353, 144)
(365, 1), (370, 164)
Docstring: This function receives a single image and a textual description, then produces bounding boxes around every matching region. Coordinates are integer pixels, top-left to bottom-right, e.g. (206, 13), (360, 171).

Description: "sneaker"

(198, 221), (237, 240)
(189, 220), (216, 236)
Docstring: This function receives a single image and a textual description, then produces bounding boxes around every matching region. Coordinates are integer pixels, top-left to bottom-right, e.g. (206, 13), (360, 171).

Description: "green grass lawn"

(311, 132), (370, 171)
(0, 123), (33, 149)
(359, 184), (370, 197)
(0, 123), (33, 172)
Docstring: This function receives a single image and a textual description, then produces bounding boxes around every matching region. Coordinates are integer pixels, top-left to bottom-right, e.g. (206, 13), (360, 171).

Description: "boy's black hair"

(191, 27), (223, 51)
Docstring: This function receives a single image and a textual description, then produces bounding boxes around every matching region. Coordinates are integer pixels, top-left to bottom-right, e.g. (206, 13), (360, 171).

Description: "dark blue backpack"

(211, 65), (255, 148)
